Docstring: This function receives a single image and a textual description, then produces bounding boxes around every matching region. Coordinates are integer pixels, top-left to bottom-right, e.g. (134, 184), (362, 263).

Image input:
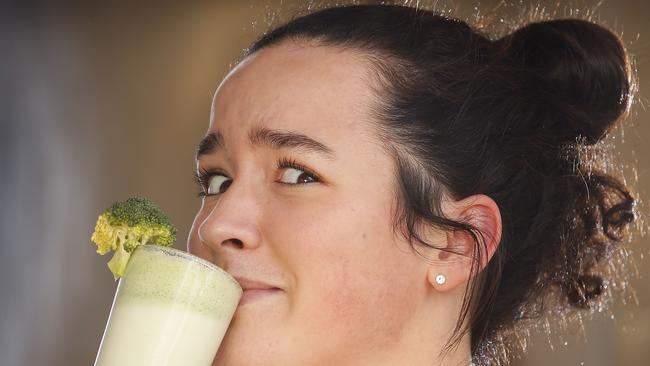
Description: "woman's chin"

(213, 330), (282, 366)
(213, 310), (287, 365)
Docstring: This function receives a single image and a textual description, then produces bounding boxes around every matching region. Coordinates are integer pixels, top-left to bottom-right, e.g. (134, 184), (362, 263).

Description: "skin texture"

(187, 41), (501, 366)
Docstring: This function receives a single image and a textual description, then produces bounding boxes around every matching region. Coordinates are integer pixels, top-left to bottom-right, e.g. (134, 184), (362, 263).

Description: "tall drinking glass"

(94, 245), (242, 366)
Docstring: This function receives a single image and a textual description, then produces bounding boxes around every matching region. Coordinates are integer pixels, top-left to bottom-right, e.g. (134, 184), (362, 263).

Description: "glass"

(94, 245), (242, 366)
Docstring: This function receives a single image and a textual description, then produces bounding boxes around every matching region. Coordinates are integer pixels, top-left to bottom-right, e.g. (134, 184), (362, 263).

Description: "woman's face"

(188, 42), (441, 366)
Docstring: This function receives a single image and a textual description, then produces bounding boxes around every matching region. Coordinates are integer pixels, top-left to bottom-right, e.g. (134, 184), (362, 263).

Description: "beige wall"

(0, 1), (647, 365)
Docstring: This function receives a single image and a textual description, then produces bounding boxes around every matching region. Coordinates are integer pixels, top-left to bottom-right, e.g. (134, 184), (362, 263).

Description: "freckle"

(362, 232), (366, 239)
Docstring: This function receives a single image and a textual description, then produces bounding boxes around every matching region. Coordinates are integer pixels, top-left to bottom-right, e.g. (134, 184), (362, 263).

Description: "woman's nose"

(197, 183), (262, 253)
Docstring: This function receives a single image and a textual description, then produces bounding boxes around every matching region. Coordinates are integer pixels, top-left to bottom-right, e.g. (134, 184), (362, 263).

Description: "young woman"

(188, 4), (639, 365)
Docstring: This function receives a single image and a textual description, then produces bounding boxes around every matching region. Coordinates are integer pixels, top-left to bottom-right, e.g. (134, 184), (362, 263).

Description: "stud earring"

(435, 274), (446, 285)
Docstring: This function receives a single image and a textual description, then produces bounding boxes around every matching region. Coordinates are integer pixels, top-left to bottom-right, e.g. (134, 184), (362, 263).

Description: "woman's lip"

(239, 288), (282, 306)
(233, 276), (282, 291)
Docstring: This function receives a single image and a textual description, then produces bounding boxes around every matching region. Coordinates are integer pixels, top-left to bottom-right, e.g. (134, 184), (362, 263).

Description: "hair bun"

(495, 19), (632, 144)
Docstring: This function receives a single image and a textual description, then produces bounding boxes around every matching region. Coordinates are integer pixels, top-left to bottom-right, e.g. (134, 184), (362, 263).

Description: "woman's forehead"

(208, 43), (378, 144)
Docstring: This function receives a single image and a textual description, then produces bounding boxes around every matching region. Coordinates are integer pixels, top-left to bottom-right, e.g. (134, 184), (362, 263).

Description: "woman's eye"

(276, 157), (321, 185)
(196, 159), (319, 197)
(207, 174), (232, 195)
(279, 167), (317, 184)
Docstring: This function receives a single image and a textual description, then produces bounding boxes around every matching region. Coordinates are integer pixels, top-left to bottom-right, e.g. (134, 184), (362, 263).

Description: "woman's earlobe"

(426, 231), (469, 292)
(427, 265), (467, 292)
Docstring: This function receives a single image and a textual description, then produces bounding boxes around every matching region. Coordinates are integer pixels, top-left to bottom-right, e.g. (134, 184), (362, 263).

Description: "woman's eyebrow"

(195, 126), (337, 161)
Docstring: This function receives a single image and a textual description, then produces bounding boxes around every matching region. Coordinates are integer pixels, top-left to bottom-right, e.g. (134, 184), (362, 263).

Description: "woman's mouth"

(239, 288), (283, 305)
(233, 276), (284, 306)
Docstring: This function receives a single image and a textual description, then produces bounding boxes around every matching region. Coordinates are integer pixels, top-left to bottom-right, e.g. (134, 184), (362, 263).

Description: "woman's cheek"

(286, 257), (372, 351)
(300, 226), (389, 320)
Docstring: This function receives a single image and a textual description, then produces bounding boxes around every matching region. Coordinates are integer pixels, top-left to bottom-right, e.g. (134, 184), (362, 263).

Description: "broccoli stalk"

(91, 197), (177, 279)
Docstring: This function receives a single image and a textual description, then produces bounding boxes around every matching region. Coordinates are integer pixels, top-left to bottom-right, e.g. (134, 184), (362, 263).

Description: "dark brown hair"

(243, 3), (638, 365)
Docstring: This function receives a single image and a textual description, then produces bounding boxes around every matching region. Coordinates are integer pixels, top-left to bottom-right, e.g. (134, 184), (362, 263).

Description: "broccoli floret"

(91, 197), (177, 279)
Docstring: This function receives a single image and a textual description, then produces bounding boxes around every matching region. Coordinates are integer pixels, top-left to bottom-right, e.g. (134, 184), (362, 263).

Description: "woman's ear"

(427, 194), (502, 292)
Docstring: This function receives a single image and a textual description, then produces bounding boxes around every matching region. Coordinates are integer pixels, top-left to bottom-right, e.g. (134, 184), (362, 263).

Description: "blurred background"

(0, 0), (647, 365)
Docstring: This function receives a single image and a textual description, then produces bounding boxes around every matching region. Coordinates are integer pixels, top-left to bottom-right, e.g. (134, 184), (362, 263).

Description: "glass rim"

(134, 244), (241, 290)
